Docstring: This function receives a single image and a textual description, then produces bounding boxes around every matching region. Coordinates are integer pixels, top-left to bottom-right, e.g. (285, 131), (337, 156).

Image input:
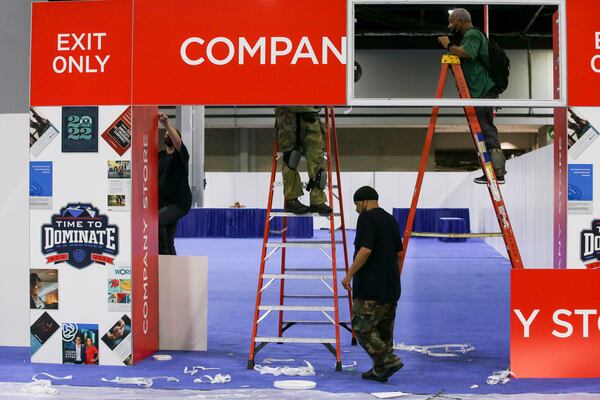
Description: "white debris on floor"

(393, 343), (475, 358)
(193, 374), (231, 384)
(486, 369), (513, 386)
(253, 360), (315, 376)
(100, 376), (179, 388)
(2, 383), (600, 400)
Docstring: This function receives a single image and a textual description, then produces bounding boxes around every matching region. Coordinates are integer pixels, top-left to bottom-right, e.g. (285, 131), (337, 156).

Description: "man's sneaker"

(473, 174), (505, 185)
(380, 361), (404, 380)
(309, 203), (332, 215)
(361, 368), (388, 383)
(284, 198), (310, 214)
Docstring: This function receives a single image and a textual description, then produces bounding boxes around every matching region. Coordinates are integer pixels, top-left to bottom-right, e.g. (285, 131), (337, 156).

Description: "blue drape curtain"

(175, 208), (313, 238)
(392, 208), (470, 236)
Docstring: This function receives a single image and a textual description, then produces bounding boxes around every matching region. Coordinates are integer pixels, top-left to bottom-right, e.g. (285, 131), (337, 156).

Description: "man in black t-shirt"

(341, 186), (403, 382)
(158, 113), (192, 255)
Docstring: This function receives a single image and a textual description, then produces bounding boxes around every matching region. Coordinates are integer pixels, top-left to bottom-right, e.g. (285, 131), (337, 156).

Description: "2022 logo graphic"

(42, 203), (118, 269)
(61, 107), (98, 153)
(581, 219), (600, 269)
(66, 114), (93, 141)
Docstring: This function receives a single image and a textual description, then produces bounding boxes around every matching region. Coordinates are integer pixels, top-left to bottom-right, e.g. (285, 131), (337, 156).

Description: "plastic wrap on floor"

(3, 383), (600, 400)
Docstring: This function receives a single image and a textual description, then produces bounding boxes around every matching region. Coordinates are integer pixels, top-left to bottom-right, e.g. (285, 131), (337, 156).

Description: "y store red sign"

(511, 269), (600, 378)
(567, 0), (600, 106)
(30, 0), (347, 106)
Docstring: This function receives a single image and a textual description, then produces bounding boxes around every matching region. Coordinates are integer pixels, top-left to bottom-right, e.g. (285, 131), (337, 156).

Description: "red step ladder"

(400, 54), (524, 273)
(248, 107), (355, 371)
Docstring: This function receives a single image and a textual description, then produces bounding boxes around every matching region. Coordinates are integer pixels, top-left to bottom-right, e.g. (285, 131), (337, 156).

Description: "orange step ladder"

(248, 107), (355, 371)
(400, 54), (524, 273)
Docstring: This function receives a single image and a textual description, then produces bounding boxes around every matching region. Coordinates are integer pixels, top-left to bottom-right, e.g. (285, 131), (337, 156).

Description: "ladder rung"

(284, 294), (349, 299)
(270, 212), (341, 218)
(411, 232), (503, 238)
(258, 305), (335, 311)
(283, 320), (351, 325)
(263, 274), (333, 280)
(273, 182), (340, 187)
(285, 267), (346, 272)
(255, 337), (336, 344)
(266, 241), (333, 248)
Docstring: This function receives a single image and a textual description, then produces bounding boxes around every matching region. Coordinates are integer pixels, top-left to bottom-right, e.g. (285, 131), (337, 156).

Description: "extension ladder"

(400, 54), (524, 273)
(248, 107), (354, 371)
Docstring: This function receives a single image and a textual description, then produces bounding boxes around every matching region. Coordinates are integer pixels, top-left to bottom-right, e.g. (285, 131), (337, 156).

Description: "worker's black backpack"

(481, 31), (510, 93)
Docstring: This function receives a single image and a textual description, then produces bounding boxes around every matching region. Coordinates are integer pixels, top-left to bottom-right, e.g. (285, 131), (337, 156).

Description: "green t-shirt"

(460, 29), (496, 98)
(281, 106), (321, 113)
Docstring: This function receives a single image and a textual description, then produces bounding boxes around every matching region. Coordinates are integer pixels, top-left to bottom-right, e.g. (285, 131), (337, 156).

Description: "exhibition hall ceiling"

(355, 4), (557, 49)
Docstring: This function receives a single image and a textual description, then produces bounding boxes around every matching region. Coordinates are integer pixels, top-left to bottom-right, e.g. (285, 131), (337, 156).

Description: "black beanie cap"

(353, 186), (379, 202)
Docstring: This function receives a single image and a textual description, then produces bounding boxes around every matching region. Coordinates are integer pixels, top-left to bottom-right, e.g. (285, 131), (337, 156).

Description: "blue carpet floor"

(2, 231), (600, 394)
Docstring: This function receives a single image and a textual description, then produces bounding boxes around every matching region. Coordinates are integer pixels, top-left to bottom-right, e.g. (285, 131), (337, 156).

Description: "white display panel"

(0, 113), (29, 347)
(566, 107), (600, 269)
(29, 105), (133, 366)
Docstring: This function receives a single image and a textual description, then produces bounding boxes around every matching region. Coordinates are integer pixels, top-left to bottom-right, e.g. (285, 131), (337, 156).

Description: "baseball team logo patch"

(42, 203), (119, 269)
(581, 219), (600, 269)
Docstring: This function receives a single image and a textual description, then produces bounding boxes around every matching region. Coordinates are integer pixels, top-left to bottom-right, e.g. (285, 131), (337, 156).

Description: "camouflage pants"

(352, 298), (401, 375)
(275, 109), (327, 205)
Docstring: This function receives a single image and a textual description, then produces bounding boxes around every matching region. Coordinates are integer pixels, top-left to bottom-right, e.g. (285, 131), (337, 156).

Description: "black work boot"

(474, 149), (506, 185)
(490, 148), (507, 184)
(309, 203), (332, 215)
(284, 198), (310, 214)
(361, 368), (388, 383)
(473, 174), (505, 185)
(380, 360), (404, 380)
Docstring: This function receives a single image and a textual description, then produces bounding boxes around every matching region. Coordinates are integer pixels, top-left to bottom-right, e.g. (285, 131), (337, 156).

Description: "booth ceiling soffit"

(355, 4), (556, 49)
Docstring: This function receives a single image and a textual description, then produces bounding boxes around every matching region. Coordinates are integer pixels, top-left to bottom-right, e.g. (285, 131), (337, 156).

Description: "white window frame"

(347, 0), (567, 107)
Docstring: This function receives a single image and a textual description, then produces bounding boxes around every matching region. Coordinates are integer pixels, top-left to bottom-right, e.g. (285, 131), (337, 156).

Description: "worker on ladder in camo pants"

(275, 106), (332, 215)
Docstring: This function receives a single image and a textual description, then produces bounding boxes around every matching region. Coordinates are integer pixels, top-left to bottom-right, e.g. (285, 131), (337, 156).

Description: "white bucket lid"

(273, 380), (317, 390)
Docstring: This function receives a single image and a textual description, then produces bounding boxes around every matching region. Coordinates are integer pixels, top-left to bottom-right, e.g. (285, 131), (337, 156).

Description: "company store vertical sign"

(30, 0), (158, 365)
(131, 106), (159, 362)
(132, 0), (347, 105)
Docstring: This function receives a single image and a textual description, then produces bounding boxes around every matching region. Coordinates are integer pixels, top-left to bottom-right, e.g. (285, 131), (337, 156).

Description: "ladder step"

(284, 294), (349, 299)
(259, 305), (335, 311)
(285, 267), (346, 272)
(263, 274), (333, 280)
(411, 231), (503, 238)
(266, 241), (334, 248)
(270, 212), (341, 218)
(255, 337), (336, 344)
(283, 320), (351, 325)
(273, 183), (340, 188)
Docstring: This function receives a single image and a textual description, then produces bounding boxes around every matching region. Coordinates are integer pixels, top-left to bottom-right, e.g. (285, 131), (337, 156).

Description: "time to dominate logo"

(581, 219), (600, 269)
(42, 203), (119, 269)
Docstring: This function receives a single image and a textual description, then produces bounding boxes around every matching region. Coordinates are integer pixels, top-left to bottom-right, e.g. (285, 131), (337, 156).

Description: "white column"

(179, 106), (206, 207)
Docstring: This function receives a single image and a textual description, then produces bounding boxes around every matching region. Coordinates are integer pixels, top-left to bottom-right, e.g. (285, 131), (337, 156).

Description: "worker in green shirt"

(438, 8), (507, 185)
(275, 106), (332, 214)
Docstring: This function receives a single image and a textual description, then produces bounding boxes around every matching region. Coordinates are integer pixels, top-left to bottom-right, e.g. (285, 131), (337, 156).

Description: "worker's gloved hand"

(438, 36), (450, 49)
